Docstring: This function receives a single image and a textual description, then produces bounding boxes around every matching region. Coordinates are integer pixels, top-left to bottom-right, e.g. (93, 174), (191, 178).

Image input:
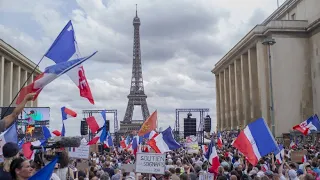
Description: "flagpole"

(1, 55), (46, 120)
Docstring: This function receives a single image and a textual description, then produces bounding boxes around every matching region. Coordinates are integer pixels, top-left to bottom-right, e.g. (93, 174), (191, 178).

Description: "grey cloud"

(2, 0), (269, 135)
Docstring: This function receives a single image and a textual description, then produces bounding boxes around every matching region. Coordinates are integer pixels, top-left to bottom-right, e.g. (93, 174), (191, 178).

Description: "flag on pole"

(16, 52), (97, 104)
(45, 20), (95, 104)
(293, 115), (320, 135)
(0, 123), (17, 155)
(138, 111), (157, 136)
(45, 21), (76, 63)
(232, 118), (278, 166)
(205, 140), (220, 173)
(61, 106), (77, 120)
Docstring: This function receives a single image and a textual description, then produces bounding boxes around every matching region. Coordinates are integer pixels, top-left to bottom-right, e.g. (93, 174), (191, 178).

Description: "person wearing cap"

(0, 93), (36, 133)
(0, 142), (20, 179)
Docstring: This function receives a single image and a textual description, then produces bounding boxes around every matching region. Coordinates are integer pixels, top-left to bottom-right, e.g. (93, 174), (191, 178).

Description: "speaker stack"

(184, 117), (197, 138)
(204, 115), (211, 132)
(81, 118), (88, 135)
(106, 120), (110, 132)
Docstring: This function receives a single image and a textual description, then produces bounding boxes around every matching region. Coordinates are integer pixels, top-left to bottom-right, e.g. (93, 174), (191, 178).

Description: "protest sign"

(68, 138), (90, 159)
(135, 153), (165, 175)
(291, 150), (307, 163)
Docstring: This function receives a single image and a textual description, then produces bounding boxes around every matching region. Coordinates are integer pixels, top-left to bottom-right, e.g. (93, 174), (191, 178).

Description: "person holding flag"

(0, 93), (35, 133)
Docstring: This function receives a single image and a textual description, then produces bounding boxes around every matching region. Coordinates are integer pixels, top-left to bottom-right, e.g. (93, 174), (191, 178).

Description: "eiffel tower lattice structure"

(118, 5), (150, 134)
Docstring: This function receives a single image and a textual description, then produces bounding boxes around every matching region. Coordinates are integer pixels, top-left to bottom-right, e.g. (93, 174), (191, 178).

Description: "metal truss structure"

(174, 108), (210, 144)
(82, 109), (118, 140)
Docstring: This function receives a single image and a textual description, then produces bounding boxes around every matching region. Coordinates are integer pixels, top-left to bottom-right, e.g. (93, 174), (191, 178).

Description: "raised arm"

(2, 93), (36, 129)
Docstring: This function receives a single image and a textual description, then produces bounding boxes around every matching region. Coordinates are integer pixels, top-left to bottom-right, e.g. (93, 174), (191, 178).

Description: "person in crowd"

(9, 157), (33, 180)
(0, 142), (20, 179)
(0, 93), (35, 133)
(55, 151), (72, 180)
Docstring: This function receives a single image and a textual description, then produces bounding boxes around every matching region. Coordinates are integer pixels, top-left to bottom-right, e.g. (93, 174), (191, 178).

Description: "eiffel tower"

(119, 5), (150, 134)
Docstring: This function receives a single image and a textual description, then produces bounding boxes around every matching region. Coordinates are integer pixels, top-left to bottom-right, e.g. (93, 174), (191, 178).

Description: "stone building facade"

(212, 0), (320, 137)
(0, 39), (41, 107)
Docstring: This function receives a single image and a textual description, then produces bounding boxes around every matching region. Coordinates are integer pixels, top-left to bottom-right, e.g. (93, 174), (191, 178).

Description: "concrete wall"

(271, 34), (312, 137)
(310, 30), (320, 115)
(280, 0), (320, 23)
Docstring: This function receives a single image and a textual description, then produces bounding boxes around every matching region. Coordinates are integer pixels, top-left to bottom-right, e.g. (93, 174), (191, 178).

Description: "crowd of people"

(1, 94), (320, 179)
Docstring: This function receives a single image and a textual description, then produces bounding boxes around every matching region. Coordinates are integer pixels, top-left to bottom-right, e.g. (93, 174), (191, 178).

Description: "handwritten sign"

(68, 138), (89, 159)
(135, 153), (165, 175)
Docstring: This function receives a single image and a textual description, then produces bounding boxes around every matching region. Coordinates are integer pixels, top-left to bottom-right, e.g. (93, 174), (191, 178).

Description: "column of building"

(234, 59), (243, 129)
(219, 71), (225, 130)
(3, 60), (13, 106)
(248, 47), (262, 121)
(229, 64), (235, 129)
(13, 65), (21, 104)
(224, 68), (230, 130)
(0, 55), (4, 106)
(215, 74), (221, 131)
(256, 42), (271, 127)
(241, 54), (250, 127)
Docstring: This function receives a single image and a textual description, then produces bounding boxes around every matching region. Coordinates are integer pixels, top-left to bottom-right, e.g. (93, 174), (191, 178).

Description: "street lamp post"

(262, 38), (276, 137)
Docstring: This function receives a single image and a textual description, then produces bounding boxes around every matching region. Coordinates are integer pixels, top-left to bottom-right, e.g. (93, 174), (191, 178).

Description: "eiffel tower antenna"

(120, 5), (150, 132)
(136, 4), (138, 17)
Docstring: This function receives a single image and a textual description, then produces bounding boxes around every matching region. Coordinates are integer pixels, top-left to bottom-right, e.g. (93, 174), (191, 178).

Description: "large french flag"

(45, 21), (95, 105)
(16, 52), (97, 104)
(61, 106), (77, 120)
(205, 140), (220, 173)
(293, 115), (320, 135)
(148, 127), (180, 153)
(232, 118), (278, 166)
(0, 123), (18, 156)
(86, 110), (106, 133)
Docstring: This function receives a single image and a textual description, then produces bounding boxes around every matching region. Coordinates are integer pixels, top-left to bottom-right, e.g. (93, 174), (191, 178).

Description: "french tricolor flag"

(302, 155), (307, 163)
(217, 132), (223, 148)
(143, 130), (158, 140)
(148, 127), (180, 153)
(86, 110), (106, 133)
(0, 123), (18, 156)
(104, 132), (113, 148)
(120, 136), (126, 149)
(16, 52), (97, 105)
(275, 145), (285, 164)
(22, 140), (45, 160)
(290, 141), (297, 149)
(232, 118), (278, 166)
(61, 107), (77, 120)
(293, 115), (320, 135)
(131, 136), (140, 155)
(205, 140), (220, 174)
(87, 128), (107, 145)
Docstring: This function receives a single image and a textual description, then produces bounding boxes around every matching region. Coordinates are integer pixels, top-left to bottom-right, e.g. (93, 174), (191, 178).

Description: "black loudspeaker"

(81, 120), (88, 135)
(106, 120), (110, 132)
(184, 118), (196, 138)
(204, 115), (211, 132)
(33, 126), (43, 138)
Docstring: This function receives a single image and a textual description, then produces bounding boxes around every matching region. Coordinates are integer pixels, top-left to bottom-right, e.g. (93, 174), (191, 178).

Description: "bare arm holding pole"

(1, 93), (36, 130)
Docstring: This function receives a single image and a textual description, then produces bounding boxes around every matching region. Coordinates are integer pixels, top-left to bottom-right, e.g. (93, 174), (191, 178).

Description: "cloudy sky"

(0, 0), (286, 136)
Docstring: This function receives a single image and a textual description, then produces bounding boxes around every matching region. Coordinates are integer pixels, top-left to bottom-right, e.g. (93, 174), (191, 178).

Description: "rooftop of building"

(0, 39), (41, 74)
